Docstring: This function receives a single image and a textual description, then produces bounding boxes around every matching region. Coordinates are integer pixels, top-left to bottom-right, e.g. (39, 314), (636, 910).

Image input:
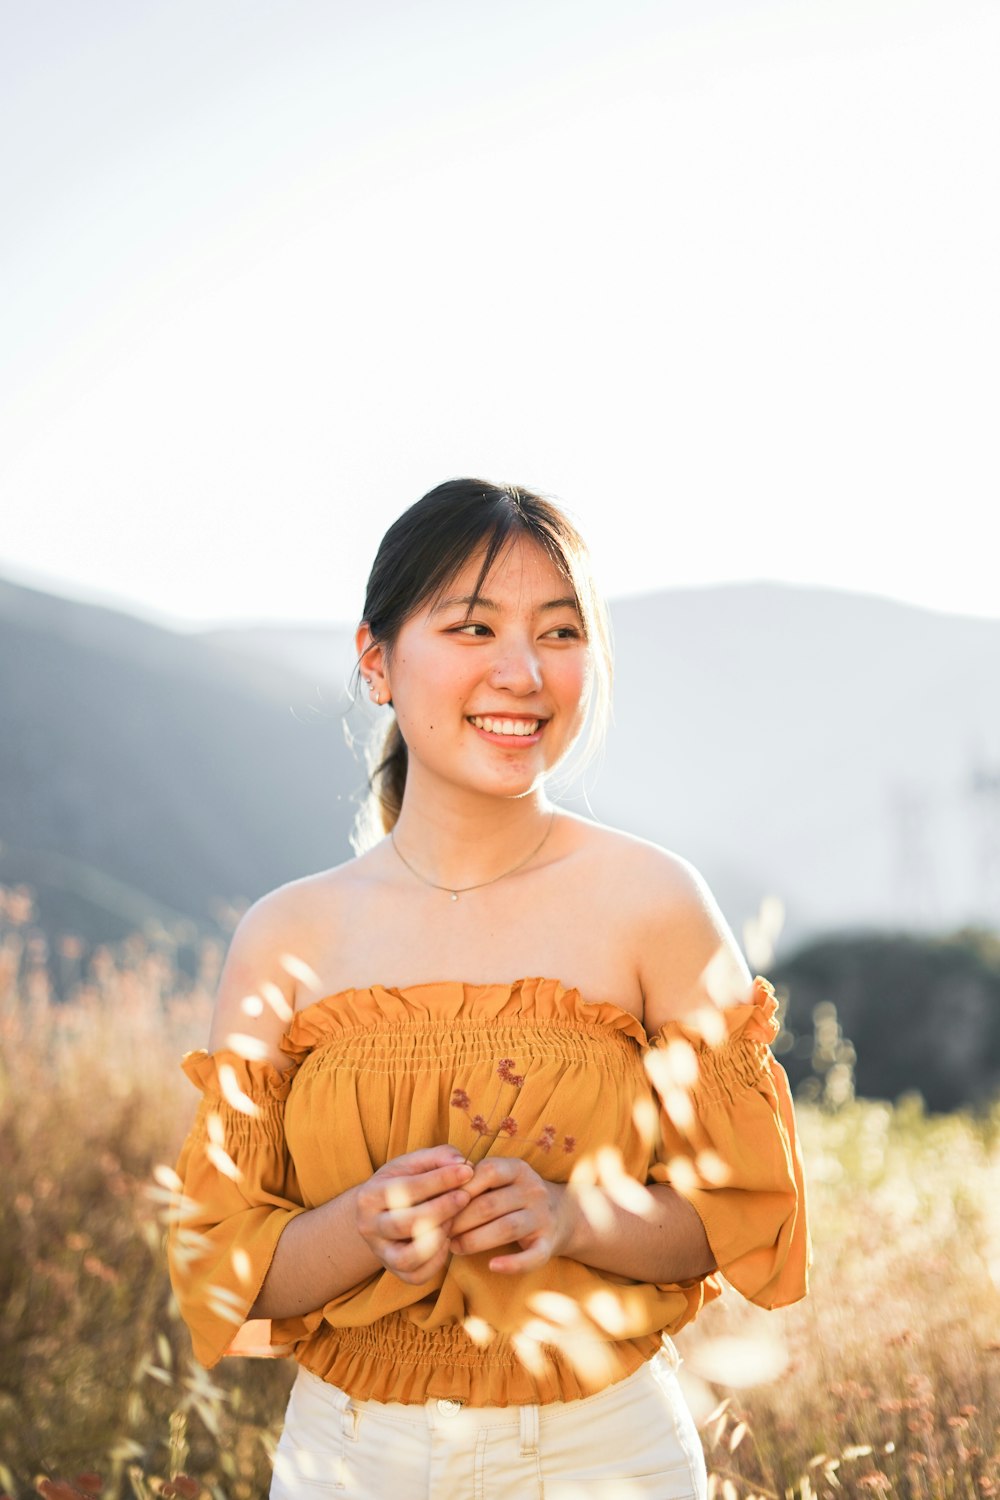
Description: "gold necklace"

(390, 811), (557, 902)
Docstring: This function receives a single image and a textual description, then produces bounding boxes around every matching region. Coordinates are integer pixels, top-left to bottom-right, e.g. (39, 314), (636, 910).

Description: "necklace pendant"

(450, 891), (459, 902)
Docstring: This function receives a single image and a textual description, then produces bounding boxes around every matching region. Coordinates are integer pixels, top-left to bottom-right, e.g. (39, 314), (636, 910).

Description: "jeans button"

(437, 1398), (463, 1416)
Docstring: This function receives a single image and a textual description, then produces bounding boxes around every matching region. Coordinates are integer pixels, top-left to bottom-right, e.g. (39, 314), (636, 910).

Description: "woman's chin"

(449, 761), (552, 801)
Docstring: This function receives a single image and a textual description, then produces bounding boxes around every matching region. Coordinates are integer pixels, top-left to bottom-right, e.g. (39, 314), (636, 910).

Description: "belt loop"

(660, 1334), (682, 1371)
(519, 1403), (539, 1459)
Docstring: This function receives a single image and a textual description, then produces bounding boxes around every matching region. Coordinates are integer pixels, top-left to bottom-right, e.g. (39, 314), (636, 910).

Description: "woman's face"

(361, 535), (593, 802)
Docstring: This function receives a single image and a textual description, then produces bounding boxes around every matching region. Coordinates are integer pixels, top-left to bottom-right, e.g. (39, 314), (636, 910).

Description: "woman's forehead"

(436, 535), (572, 602)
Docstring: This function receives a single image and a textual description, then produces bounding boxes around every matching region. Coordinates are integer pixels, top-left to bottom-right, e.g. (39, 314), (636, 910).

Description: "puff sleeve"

(646, 975), (810, 1309)
(167, 1049), (309, 1368)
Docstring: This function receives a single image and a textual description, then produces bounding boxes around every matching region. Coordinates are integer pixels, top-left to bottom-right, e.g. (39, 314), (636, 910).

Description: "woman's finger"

(460, 1156), (525, 1199)
(382, 1146), (474, 1177)
(374, 1188), (470, 1241)
(358, 1161), (473, 1222)
(380, 1163), (474, 1209)
(450, 1207), (540, 1257)
(447, 1185), (525, 1239)
(381, 1224), (451, 1278)
(487, 1235), (555, 1274)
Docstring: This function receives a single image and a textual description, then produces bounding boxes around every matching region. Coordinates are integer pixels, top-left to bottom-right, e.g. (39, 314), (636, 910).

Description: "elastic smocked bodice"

(170, 973), (808, 1404)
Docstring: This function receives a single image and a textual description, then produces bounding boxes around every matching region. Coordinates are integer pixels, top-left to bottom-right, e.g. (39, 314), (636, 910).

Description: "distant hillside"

(596, 584), (1000, 946)
(2, 573), (999, 954)
(0, 577), (364, 941)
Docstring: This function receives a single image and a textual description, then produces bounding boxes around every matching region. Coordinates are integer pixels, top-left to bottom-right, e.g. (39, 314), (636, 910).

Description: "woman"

(168, 478), (809, 1499)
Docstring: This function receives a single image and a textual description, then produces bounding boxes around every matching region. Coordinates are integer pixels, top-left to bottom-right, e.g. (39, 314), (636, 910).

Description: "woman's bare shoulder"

(205, 857), (365, 1066)
(558, 812), (706, 891)
(563, 816), (753, 1034)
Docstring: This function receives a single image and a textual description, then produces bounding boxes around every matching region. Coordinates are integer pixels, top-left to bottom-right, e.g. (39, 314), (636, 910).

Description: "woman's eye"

(448, 622), (583, 641)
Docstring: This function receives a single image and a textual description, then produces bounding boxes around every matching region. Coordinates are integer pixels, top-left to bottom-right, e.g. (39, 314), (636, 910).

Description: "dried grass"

(1, 901), (998, 1498)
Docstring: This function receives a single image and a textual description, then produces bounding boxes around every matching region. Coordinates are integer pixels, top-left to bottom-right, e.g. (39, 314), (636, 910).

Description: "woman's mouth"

(467, 715), (546, 743)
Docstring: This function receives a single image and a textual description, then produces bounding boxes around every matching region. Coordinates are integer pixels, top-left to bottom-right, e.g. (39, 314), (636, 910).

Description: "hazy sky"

(2, 0), (997, 628)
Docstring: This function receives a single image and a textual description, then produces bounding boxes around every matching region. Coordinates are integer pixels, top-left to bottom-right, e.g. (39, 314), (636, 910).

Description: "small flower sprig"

(451, 1058), (576, 1164)
(533, 1124), (577, 1155)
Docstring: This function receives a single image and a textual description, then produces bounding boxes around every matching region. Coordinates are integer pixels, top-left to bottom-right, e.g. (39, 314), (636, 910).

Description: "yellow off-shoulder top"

(167, 975), (809, 1406)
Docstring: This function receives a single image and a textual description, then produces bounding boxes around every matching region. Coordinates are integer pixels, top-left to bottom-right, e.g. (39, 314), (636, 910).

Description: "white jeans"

(270, 1342), (708, 1500)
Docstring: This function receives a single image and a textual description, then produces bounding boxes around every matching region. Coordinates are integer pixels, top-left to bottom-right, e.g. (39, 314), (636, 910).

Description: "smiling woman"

(349, 478), (612, 852)
(167, 477), (809, 1500)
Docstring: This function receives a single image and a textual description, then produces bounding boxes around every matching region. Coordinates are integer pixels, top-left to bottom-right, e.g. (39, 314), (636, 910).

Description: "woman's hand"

(447, 1157), (577, 1273)
(354, 1146), (474, 1285)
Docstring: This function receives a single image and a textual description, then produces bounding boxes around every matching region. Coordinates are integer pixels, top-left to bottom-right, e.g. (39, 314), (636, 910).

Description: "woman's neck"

(389, 785), (556, 891)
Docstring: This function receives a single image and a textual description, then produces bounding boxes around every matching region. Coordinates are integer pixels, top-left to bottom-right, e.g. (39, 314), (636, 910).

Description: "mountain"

(0, 576), (363, 942)
(2, 574), (998, 957)
(594, 583), (1000, 947)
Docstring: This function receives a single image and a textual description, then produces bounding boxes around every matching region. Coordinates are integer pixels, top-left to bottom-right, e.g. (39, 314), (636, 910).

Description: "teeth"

(469, 716), (540, 736)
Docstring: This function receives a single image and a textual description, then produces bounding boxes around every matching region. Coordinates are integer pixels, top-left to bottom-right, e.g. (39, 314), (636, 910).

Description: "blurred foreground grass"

(1, 918), (999, 1498)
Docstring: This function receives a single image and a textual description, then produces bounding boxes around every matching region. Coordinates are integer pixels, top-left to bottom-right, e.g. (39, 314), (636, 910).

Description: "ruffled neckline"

(279, 975), (648, 1069)
(281, 972), (778, 1056)
(181, 974), (779, 1096)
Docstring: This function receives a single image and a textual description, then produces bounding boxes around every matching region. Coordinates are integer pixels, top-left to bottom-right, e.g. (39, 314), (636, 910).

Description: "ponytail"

(349, 709), (408, 854)
(371, 718), (408, 834)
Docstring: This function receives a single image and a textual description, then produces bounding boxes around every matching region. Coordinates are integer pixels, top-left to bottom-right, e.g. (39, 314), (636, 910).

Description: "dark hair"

(351, 478), (613, 848)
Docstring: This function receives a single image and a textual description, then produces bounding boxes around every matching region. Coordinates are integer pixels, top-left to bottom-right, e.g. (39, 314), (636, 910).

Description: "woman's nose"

(487, 642), (544, 693)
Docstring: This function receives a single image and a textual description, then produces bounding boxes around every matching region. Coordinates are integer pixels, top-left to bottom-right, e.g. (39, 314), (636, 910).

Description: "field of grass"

(1, 915), (999, 1499)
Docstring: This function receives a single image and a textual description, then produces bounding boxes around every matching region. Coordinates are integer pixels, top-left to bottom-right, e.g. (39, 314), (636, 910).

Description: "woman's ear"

(355, 624), (391, 706)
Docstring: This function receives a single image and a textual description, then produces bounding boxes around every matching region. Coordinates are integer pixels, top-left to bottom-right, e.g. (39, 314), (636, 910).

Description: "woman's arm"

(448, 848), (761, 1283)
(249, 1147), (476, 1318)
(448, 1157), (716, 1281)
(201, 891), (476, 1321)
(247, 1184), (378, 1319)
(559, 1179), (716, 1282)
